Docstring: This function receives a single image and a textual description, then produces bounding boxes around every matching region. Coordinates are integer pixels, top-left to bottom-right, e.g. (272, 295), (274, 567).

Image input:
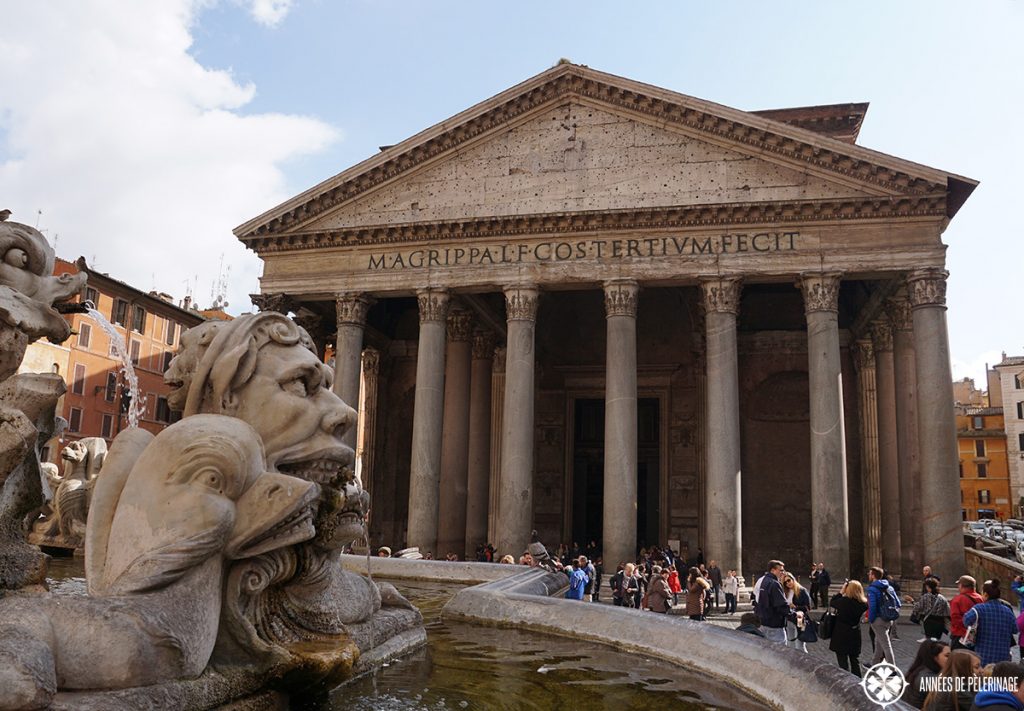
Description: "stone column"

(437, 310), (474, 559)
(699, 276), (743, 575)
(887, 295), (925, 576)
(334, 293), (374, 449)
(406, 288), (450, 556)
(907, 269), (964, 576)
(853, 339), (883, 568)
(487, 346), (506, 546)
(355, 347), (380, 495)
(872, 317), (902, 571)
(602, 279), (640, 570)
(465, 330), (495, 559)
(798, 272), (850, 574)
(495, 286), (538, 559)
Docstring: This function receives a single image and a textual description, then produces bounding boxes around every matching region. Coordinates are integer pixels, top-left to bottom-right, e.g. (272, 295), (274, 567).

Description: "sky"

(2, 1), (1021, 385)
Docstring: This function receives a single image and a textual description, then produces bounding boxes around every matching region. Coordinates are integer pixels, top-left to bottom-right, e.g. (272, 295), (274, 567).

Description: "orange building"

(39, 259), (205, 464)
(957, 406), (1011, 520)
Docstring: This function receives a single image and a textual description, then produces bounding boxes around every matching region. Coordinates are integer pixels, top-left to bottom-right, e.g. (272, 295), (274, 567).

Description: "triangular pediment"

(236, 63), (976, 250)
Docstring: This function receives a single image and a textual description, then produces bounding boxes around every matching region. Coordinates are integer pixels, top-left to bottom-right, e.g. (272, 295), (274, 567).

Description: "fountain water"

(87, 308), (143, 428)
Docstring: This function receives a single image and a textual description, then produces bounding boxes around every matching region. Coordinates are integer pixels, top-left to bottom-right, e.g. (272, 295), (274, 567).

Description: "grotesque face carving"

(164, 313), (366, 549)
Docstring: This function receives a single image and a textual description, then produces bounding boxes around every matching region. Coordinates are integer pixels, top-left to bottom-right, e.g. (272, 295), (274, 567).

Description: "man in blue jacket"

(970, 661), (1024, 710)
(565, 559), (589, 601)
(754, 560), (789, 645)
(867, 566), (896, 664)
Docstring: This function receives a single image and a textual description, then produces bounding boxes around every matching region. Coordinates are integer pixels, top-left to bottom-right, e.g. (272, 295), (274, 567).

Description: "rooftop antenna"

(210, 253), (230, 310)
(34, 209), (42, 229)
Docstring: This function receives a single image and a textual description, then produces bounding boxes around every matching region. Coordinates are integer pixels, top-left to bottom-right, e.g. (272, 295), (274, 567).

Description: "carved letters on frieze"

(797, 271), (842, 314)
(906, 268), (948, 309)
(699, 276), (742, 315)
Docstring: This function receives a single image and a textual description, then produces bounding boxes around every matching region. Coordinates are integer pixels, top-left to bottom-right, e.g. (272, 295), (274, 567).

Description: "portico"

(237, 63), (975, 577)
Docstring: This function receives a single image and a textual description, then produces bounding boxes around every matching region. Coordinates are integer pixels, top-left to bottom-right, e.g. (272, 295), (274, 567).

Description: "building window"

(68, 408), (82, 433)
(978, 462), (988, 478)
(972, 416), (984, 430)
(105, 372), (117, 402)
(979, 490), (991, 505)
(1019, 433), (1024, 451)
(1016, 373), (1023, 390)
(129, 339), (141, 366)
(156, 396), (171, 423)
(959, 461), (964, 478)
(71, 363), (86, 395)
(100, 414), (113, 439)
(162, 351), (174, 373)
(77, 322), (91, 349)
(112, 298), (129, 327)
(1018, 401), (1024, 420)
(84, 286), (98, 307)
(132, 305), (146, 334)
(165, 320), (177, 346)
(976, 440), (986, 458)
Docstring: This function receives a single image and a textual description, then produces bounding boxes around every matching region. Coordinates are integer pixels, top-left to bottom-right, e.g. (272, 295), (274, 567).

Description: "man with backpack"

(867, 566), (901, 664)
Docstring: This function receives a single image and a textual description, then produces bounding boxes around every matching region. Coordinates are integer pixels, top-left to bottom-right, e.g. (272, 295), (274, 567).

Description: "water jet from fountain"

(86, 308), (143, 428)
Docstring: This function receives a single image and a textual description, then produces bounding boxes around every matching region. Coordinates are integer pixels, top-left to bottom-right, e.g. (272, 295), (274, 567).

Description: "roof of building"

(750, 103), (869, 144)
(995, 355), (1024, 368)
(56, 257), (205, 326)
(959, 406), (1004, 416)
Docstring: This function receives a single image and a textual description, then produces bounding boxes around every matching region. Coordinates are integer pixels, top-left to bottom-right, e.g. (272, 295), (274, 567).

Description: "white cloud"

(243, 0), (295, 27)
(952, 349), (1005, 391)
(0, 1), (335, 314)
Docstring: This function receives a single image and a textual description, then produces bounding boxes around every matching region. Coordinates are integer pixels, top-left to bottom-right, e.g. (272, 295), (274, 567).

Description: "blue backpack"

(879, 585), (901, 621)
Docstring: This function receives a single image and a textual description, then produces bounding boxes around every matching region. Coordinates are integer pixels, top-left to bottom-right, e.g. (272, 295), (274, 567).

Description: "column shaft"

(465, 331), (495, 558)
(700, 277), (743, 575)
(854, 339), (883, 568)
(888, 297), (925, 576)
(799, 272), (850, 574)
(872, 318), (903, 571)
(356, 347), (380, 496)
(908, 269), (964, 576)
(406, 289), (450, 555)
(437, 311), (474, 559)
(487, 347), (506, 546)
(495, 287), (538, 559)
(334, 294), (373, 450)
(602, 280), (639, 569)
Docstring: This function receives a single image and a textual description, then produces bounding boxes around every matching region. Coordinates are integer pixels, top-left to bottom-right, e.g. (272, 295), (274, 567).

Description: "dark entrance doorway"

(571, 397), (661, 554)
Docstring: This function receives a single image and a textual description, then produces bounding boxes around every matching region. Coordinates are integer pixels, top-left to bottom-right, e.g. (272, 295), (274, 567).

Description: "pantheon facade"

(237, 64), (976, 577)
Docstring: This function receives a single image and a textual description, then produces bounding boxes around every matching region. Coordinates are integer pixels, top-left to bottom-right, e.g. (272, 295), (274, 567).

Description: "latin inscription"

(367, 232), (799, 270)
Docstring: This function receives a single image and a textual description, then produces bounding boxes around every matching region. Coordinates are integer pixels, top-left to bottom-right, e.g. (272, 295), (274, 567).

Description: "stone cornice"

(237, 65), (961, 243)
(907, 268), (948, 309)
(797, 271), (842, 314)
(603, 279), (639, 318)
(416, 288), (450, 324)
(335, 292), (374, 326)
(699, 276), (742, 315)
(503, 285), (539, 322)
(243, 194), (947, 254)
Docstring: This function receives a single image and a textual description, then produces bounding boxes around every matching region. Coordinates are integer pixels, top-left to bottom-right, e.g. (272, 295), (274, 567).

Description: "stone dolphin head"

(93, 415), (318, 595)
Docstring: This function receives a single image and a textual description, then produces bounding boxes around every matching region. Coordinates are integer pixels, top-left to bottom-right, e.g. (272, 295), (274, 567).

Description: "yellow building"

(957, 406), (1010, 520)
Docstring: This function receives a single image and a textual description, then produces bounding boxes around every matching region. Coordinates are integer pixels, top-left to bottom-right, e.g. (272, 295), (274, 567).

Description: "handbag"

(819, 608), (837, 640)
(797, 618), (819, 643)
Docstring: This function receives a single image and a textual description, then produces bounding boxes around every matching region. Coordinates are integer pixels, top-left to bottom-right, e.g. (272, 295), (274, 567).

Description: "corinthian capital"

(361, 347), (380, 375)
(884, 295), (913, 332)
(446, 309), (474, 342)
(870, 317), (894, 353)
(603, 279), (639, 318)
(472, 329), (496, 360)
(698, 276), (742, 315)
(503, 285), (539, 322)
(417, 288), (450, 324)
(852, 338), (875, 372)
(906, 268), (948, 309)
(250, 292), (295, 314)
(335, 292), (374, 326)
(797, 271), (842, 314)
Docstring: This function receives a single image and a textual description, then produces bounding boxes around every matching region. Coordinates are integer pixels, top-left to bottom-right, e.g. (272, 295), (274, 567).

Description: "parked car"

(968, 522), (987, 536)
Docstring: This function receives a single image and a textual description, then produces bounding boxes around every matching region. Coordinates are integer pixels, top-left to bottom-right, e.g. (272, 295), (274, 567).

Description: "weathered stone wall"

(965, 548), (1024, 607)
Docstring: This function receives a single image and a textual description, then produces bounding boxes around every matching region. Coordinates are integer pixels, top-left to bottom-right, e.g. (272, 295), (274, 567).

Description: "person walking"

(723, 569), (739, 614)
(707, 560), (723, 610)
(817, 563), (832, 609)
(950, 576), (985, 651)
(686, 566), (711, 621)
(754, 560), (790, 644)
(784, 573), (813, 652)
(912, 577), (951, 642)
(962, 579), (1018, 667)
(580, 556), (596, 602)
(667, 564), (683, 607)
(868, 566), (899, 665)
(565, 559), (589, 601)
(810, 564), (821, 610)
(830, 580), (869, 677)
(610, 563), (626, 607)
